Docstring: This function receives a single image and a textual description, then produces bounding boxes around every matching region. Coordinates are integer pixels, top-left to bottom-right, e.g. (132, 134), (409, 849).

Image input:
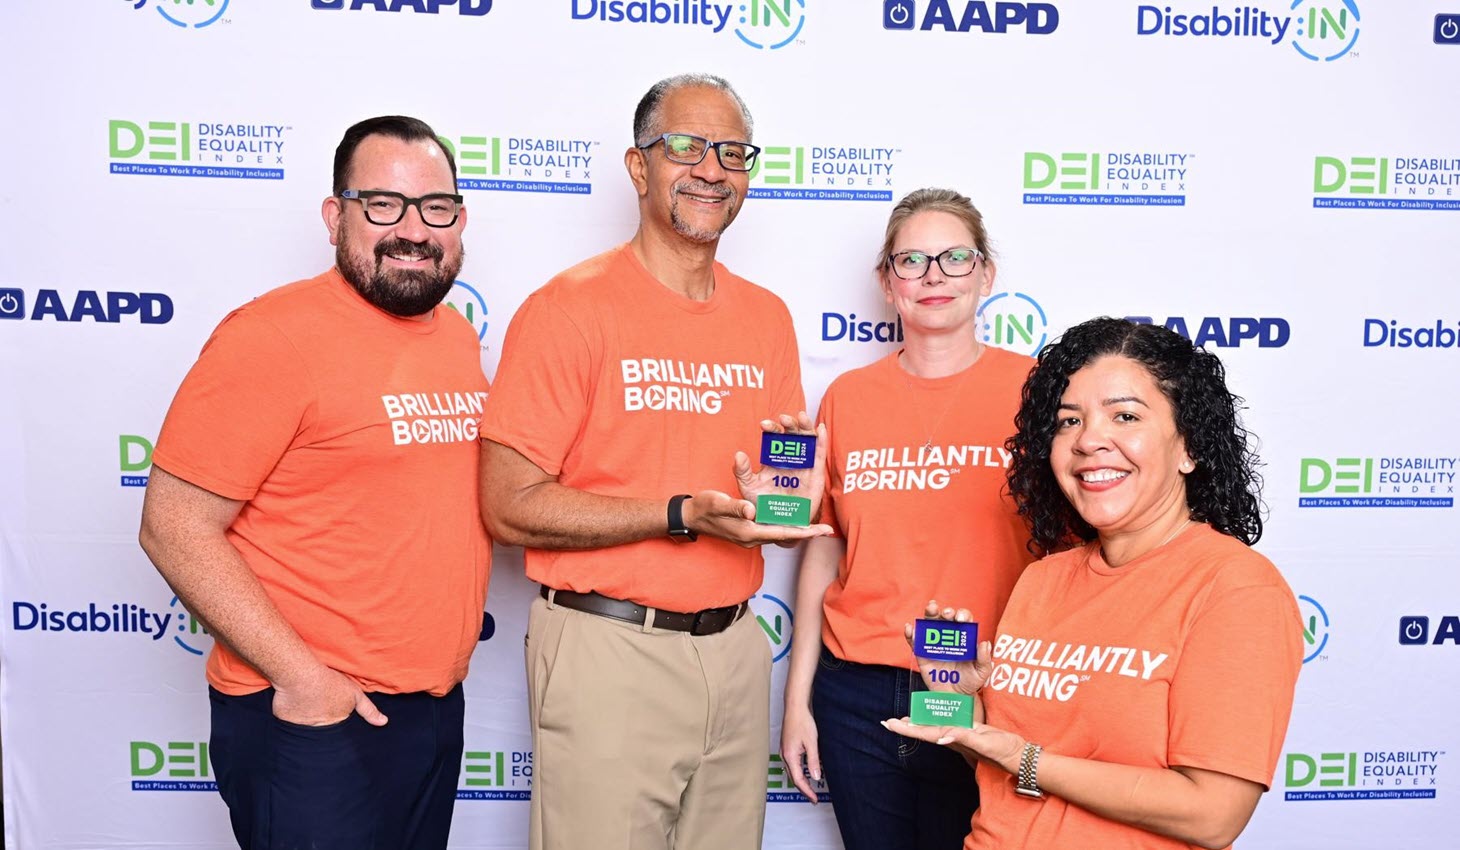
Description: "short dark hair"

(1006, 317), (1265, 555)
(332, 115), (456, 196)
(632, 73), (753, 146)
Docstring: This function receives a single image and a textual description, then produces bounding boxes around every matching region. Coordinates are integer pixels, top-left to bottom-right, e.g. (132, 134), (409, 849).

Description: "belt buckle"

(690, 609), (721, 636)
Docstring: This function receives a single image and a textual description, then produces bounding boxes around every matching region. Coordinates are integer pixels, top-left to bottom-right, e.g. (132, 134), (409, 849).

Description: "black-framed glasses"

(339, 189), (464, 227)
(636, 133), (762, 172)
(888, 248), (984, 280)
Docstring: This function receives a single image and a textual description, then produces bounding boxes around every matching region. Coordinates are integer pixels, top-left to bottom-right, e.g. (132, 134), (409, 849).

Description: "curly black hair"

(1006, 317), (1264, 556)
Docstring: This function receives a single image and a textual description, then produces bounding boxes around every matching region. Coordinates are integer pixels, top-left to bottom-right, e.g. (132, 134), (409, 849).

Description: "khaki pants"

(526, 593), (771, 850)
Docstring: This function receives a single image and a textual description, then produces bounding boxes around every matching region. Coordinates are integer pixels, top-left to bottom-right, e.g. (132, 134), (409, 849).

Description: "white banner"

(2, 2), (1457, 848)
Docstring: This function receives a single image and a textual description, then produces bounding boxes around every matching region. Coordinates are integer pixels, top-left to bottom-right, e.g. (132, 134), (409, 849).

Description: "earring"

(1180, 460), (1194, 473)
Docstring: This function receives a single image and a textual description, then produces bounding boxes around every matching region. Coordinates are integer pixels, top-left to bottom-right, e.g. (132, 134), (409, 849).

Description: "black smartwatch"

(667, 494), (697, 542)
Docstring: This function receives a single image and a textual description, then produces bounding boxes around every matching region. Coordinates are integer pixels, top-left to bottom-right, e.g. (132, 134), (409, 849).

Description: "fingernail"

(936, 736), (954, 745)
(812, 770), (822, 781)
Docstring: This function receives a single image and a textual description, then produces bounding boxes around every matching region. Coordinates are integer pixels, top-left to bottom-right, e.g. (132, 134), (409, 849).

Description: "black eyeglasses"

(636, 133), (762, 172)
(340, 190), (464, 227)
(887, 248), (984, 280)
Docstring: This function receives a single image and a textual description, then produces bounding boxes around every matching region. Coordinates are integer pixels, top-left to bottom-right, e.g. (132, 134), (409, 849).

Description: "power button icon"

(1436, 14), (1460, 45)
(1400, 615), (1430, 645)
(884, 0), (915, 30)
(0, 288), (25, 320)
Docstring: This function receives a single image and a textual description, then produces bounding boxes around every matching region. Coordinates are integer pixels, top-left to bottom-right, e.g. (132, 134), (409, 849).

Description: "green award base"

(910, 691), (974, 728)
(755, 493), (811, 526)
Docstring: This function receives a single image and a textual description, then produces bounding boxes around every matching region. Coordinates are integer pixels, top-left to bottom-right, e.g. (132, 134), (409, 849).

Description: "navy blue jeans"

(811, 647), (979, 850)
(209, 684), (465, 850)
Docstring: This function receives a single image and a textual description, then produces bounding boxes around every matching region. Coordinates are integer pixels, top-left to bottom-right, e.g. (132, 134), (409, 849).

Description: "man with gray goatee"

(479, 74), (829, 850)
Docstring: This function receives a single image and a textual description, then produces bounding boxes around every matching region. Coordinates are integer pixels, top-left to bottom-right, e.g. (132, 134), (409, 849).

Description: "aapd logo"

(0, 289), (173, 324)
(128, 0), (231, 29)
(1126, 316), (1290, 348)
(883, 1), (1059, 34)
(1398, 615), (1460, 646)
(312, 0), (492, 15)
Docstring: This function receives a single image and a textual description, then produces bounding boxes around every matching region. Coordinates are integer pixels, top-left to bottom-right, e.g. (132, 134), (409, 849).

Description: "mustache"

(673, 180), (734, 200)
(374, 238), (444, 264)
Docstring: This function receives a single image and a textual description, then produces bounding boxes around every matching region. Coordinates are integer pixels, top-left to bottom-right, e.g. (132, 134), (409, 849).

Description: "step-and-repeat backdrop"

(2, 2), (1457, 848)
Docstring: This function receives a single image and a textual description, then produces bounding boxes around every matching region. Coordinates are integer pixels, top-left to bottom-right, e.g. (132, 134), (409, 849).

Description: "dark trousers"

(811, 648), (980, 850)
(209, 684), (465, 850)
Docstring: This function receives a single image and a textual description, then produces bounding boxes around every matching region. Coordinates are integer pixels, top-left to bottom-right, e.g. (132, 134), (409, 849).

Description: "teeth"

(1080, 469), (1128, 483)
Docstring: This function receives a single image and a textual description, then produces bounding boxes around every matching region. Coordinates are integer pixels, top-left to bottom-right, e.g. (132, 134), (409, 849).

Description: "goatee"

(338, 230), (463, 318)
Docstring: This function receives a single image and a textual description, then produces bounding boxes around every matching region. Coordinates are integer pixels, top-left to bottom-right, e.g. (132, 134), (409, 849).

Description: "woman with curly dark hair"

(886, 317), (1303, 850)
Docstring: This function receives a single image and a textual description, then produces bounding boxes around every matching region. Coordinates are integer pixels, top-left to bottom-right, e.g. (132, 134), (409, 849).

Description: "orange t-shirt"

(970, 524), (1303, 850)
(153, 269), (492, 697)
(478, 244), (805, 612)
(819, 348), (1035, 669)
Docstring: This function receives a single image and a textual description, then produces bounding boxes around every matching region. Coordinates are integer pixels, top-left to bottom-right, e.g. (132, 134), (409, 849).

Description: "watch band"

(667, 494), (697, 542)
(1015, 742), (1044, 799)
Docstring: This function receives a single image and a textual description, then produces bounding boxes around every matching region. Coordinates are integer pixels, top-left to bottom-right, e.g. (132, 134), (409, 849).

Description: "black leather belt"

(540, 586), (748, 636)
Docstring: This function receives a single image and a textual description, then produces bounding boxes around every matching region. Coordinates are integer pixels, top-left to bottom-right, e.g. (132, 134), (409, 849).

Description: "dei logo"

(312, 0), (492, 14)
(1284, 749), (1444, 801)
(1315, 156), (1460, 211)
(131, 740), (215, 792)
(109, 119), (289, 180)
(0, 288), (173, 324)
(129, 0), (230, 29)
(1298, 456), (1457, 509)
(883, 1), (1058, 34)
(1023, 151), (1191, 206)
(747, 144), (899, 202)
(769, 752), (829, 802)
(120, 435), (155, 488)
(437, 133), (597, 195)
(1125, 316), (1289, 348)
(457, 750), (532, 800)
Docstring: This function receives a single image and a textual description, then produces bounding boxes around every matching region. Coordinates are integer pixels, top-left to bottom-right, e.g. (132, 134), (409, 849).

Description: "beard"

(669, 179), (739, 243)
(336, 220), (463, 318)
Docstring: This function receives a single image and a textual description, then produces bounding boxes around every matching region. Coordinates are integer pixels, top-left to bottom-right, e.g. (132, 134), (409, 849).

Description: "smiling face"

(1050, 355), (1194, 544)
(627, 86), (750, 245)
(322, 134), (466, 319)
(880, 210), (994, 336)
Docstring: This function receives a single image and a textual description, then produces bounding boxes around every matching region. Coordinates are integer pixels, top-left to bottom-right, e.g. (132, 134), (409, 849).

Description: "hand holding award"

(905, 601), (993, 728)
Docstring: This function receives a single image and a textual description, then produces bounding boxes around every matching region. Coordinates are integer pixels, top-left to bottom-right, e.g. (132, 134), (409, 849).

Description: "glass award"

(755, 432), (816, 527)
(910, 619), (977, 727)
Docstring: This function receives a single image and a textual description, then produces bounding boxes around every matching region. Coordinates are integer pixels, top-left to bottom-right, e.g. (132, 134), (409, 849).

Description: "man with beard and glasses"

(479, 74), (829, 850)
(139, 115), (490, 850)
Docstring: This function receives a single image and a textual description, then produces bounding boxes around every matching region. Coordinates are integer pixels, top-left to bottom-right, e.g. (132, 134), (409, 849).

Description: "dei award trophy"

(910, 619), (978, 728)
(755, 432), (816, 526)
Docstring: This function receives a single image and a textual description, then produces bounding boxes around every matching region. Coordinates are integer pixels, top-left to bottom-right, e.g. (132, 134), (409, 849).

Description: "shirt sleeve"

(478, 291), (594, 476)
(1166, 580), (1304, 788)
(151, 308), (313, 501)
